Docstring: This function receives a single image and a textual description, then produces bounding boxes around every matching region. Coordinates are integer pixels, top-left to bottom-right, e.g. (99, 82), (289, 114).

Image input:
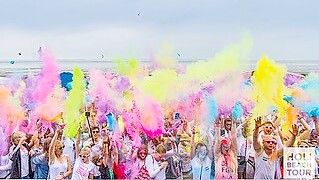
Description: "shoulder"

(255, 149), (264, 157)
(191, 157), (197, 165)
(145, 154), (152, 161)
(89, 161), (95, 169)
(9, 145), (16, 152)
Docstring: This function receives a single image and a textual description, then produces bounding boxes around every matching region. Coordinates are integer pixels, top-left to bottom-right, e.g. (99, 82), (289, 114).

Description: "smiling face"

(220, 138), (231, 155)
(80, 148), (90, 164)
(92, 127), (100, 140)
(138, 147), (148, 160)
(154, 145), (166, 161)
(54, 141), (64, 157)
(263, 140), (277, 150)
(263, 123), (274, 135)
(197, 145), (207, 159)
(154, 152), (165, 161)
(224, 119), (232, 131)
(12, 131), (26, 145)
(262, 135), (277, 151)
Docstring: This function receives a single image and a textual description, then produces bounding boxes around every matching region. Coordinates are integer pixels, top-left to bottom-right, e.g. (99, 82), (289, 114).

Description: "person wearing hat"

(253, 116), (297, 180)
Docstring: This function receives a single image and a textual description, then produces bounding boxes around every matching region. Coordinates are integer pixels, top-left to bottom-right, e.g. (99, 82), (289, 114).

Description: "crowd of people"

(0, 108), (318, 179)
(1, 46), (319, 180)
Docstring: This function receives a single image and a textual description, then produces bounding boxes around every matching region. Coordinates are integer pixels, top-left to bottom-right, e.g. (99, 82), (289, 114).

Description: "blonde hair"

(11, 131), (23, 144)
(54, 140), (63, 149)
(155, 144), (167, 154)
(80, 146), (91, 156)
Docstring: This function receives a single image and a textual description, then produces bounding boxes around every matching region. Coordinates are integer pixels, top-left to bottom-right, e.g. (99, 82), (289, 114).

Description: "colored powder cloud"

(63, 67), (86, 138)
(252, 56), (288, 119)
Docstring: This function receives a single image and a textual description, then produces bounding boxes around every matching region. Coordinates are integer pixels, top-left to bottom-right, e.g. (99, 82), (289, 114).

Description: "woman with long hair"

(8, 131), (32, 179)
(134, 145), (151, 180)
(48, 125), (72, 180)
(214, 117), (238, 180)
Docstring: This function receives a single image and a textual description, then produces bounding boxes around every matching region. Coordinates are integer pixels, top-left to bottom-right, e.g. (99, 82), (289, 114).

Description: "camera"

(174, 112), (180, 120)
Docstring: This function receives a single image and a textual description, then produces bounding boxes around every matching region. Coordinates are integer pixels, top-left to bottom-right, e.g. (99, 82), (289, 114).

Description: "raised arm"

(230, 119), (237, 153)
(9, 134), (27, 159)
(300, 116), (310, 131)
(0, 158), (12, 171)
(313, 117), (319, 136)
(278, 124), (298, 158)
(190, 126), (197, 158)
(297, 116), (311, 140)
(48, 126), (62, 164)
(285, 124), (298, 147)
(110, 140), (119, 165)
(75, 131), (81, 158)
(214, 117), (222, 156)
(253, 117), (262, 153)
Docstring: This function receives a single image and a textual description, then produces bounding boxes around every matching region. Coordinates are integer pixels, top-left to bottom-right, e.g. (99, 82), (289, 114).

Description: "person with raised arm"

(48, 125), (72, 180)
(214, 116), (238, 179)
(253, 116), (297, 180)
(8, 131), (32, 179)
(70, 131), (95, 180)
(145, 144), (168, 180)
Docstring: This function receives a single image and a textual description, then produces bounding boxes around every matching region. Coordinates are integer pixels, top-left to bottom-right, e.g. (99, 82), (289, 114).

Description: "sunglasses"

(80, 155), (89, 158)
(58, 146), (65, 150)
(92, 130), (99, 134)
(266, 141), (277, 145)
(139, 151), (147, 155)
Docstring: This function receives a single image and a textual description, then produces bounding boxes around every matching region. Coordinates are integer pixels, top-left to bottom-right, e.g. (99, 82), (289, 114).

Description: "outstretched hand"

(56, 123), (65, 133)
(215, 116), (223, 127)
(255, 116), (262, 129)
(290, 124), (298, 137)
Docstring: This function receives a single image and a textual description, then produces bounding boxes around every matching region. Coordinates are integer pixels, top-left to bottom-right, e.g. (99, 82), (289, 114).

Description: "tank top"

(49, 158), (68, 179)
(254, 150), (279, 180)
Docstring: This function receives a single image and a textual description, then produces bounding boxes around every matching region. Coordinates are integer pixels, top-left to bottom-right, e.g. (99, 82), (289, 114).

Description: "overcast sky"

(0, 0), (318, 62)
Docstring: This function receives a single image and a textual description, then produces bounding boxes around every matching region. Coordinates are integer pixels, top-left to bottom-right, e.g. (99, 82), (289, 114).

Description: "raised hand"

(255, 116), (262, 129)
(290, 124), (298, 137)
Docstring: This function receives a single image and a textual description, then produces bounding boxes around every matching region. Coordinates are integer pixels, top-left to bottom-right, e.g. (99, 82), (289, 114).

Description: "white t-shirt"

(49, 157), (68, 180)
(82, 138), (103, 177)
(83, 139), (102, 157)
(20, 148), (29, 177)
(145, 155), (166, 180)
(191, 156), (212, 180)
(71, 158), (95, 180)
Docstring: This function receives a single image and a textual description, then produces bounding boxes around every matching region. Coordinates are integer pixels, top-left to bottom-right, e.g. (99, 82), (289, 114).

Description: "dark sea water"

(0, 59), (318, 77)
